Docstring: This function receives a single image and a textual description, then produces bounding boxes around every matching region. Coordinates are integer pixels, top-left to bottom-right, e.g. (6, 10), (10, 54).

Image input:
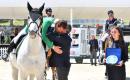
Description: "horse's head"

(27, 2), (45, 38)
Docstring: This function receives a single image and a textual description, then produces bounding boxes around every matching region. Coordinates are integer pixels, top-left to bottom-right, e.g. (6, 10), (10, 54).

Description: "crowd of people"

(0, 27), (21, 44)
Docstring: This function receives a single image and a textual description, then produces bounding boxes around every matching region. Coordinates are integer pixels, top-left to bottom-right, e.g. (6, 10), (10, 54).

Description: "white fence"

(0, 44), (9, 60)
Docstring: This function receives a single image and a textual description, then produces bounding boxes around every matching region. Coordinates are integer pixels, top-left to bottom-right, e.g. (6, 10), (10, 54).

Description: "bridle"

(27, 16), (43, 38)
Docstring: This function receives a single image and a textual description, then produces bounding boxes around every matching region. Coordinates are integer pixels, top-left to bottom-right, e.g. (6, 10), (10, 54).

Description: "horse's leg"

(51, 67), (57, 80)
(36, 72), (45, 80)
(11, 65), (18, 80)
(29, 74), (35, 80)
(54, 67), (58, 80)
(18, 70), (28, 80)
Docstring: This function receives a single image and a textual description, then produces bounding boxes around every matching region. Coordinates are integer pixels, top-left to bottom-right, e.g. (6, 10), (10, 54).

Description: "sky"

(0, 0), (130, 7)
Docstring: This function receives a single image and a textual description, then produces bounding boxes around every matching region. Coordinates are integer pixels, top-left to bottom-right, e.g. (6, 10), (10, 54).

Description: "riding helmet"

(108, 10), (114, 15)
(45, 8), (52, 13)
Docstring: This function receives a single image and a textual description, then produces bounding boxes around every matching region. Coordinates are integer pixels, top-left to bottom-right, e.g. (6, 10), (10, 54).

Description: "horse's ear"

(39, 3), (45, 13)
(27, 2), (32, 12)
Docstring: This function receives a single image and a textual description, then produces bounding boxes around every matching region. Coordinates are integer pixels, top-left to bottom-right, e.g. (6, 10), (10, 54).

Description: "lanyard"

(111, 41), (119, 48)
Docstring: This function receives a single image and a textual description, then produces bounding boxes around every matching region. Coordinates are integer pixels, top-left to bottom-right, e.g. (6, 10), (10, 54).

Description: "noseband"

(27, 17), (43, 38)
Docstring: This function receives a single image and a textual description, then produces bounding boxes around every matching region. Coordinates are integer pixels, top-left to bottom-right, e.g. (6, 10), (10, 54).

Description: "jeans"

(90, 50), (97, 65)
(56, 66), (71, 80)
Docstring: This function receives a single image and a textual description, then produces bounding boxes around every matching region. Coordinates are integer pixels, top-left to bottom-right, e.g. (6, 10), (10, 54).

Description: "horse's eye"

(28, 16), (31, 19)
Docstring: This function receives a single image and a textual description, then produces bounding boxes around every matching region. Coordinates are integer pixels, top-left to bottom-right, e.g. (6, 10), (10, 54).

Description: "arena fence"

(0, 44), (9, 60)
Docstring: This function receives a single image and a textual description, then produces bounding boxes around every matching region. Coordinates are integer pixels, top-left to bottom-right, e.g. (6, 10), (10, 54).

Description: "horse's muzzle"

(29, 31), (37, 39)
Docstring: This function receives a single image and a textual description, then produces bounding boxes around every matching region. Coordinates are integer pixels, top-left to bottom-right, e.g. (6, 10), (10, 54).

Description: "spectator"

(104, 26), (128, 80)
(89, 35), (98, 66)
(0, 29), (5, 44)
(14, 28), (19, 36)
(98, 33), (103, 55)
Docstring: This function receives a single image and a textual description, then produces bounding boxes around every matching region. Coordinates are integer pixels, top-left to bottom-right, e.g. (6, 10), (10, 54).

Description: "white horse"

(9, 2), (46, 80)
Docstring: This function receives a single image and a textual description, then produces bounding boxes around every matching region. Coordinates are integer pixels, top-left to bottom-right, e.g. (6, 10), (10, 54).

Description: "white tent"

(0, 0), (130, 19)
(0, 0), (130, 7)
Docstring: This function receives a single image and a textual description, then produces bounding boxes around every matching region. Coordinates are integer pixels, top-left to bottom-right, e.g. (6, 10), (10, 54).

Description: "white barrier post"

(0, 46), (8, 60)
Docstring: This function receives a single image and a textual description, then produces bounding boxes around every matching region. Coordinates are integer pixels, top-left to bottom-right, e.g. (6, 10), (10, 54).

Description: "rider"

(105, 10), (118, 32)
(43, 7), (59, 80)
(101, 10), (118, 42)
(43, 7), (55, 35)
(7, 7), (62, 55)
(44, 7), (54, 18)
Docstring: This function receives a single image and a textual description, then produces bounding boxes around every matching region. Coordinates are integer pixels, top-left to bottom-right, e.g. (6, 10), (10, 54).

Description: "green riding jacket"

(41, 17), (54, 48)
(25, 17), (54, 48)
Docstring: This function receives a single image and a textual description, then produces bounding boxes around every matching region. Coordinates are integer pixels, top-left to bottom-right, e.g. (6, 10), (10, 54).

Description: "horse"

(9, 2), (46, 80)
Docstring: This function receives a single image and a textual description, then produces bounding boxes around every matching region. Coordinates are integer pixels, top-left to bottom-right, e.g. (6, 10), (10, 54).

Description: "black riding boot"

(2, 41), (16, 61)
(7, 34), (26, 54)
(7, 41), (16, 54)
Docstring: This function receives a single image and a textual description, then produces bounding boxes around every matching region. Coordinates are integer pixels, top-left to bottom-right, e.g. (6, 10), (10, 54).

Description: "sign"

(106, 48), (121, 65)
